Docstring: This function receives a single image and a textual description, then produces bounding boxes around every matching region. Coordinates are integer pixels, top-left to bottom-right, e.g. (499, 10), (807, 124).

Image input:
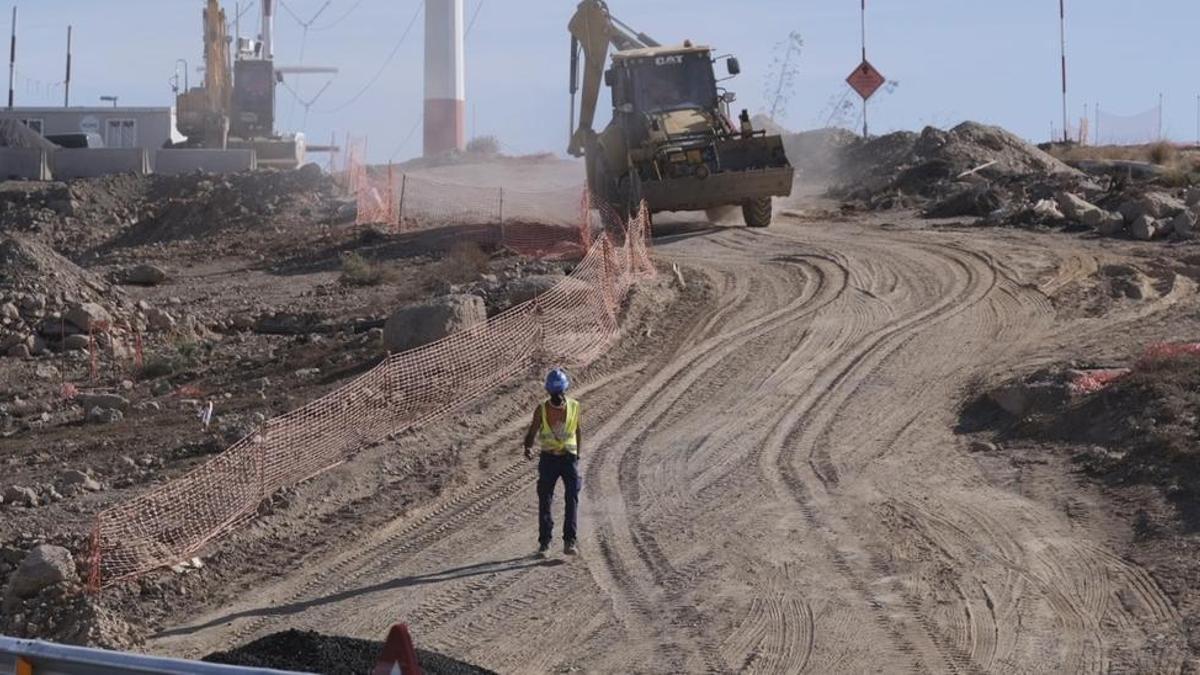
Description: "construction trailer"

(0, 107), (178, 155)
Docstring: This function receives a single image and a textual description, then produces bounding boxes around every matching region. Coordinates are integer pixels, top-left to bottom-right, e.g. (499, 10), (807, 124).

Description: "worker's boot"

(564, 540), (578, 556)
(537, 543), (550, 558)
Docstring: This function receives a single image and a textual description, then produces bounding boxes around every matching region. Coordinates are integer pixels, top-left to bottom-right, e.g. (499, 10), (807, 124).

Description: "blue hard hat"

(545, 368), (571, 394)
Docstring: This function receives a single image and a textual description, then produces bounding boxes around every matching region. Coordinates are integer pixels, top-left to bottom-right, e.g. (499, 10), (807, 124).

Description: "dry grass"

(339, 252), (396, 287)
(423, 241), (492, 290)
(1049, 143), (1200, 186)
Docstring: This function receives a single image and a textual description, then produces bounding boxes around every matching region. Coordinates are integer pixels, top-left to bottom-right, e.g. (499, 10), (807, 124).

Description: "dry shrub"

(340, 252), (395, 287)
(1148, 141), (1178, 166)
(423, 241), (491, 290)
(466, 135), (501, 156)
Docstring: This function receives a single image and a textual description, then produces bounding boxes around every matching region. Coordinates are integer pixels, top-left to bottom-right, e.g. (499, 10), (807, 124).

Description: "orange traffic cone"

(373, 623), (422, 675)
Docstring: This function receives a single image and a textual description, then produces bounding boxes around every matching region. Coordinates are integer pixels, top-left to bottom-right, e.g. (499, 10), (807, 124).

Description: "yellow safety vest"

(539, 398), (580, 455)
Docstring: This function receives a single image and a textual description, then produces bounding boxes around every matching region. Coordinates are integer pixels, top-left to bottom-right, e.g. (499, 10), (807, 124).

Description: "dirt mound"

(113, 166), (335, 248)
(203, 630), (496, 675)
(0, 119), (57, 151)
(1054, 354), (1200, 499)
(831, 122), (1084, 214)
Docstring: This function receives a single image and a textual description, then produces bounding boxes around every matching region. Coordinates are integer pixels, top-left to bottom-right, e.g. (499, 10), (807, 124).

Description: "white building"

(0, 107), (183, 152)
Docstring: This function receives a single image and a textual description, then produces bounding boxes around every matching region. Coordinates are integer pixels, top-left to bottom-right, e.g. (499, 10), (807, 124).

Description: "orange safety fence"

(88, 199), (655, 589)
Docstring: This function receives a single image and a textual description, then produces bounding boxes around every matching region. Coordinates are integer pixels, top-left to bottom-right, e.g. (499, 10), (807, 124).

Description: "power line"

(389, 117), (422, 160)
(465, 0), (484, 38)
(312, 0), (367, 31)
(314, 0), (423, 114)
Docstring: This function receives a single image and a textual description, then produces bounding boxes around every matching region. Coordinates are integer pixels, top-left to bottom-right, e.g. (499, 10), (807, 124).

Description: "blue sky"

(8, 1), (1200, 161)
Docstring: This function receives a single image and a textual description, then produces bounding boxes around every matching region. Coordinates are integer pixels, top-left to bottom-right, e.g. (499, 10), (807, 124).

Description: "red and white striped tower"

(424, 0), (466, 156)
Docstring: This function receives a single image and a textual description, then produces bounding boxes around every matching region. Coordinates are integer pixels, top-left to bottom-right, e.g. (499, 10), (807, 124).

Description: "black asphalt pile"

(203, 629), (497, 675)
(830, 122), (1086, 216)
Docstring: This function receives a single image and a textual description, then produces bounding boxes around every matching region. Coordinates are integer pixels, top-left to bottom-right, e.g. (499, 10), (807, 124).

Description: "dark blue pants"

(537, 453), (580, 545)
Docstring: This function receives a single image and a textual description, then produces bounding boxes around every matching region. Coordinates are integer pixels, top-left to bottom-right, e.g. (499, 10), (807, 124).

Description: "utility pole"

(7, 6), (16, 110)
(860, 0), (868, 138)
(1059, 0), (1068, 143)
(63, 25), (71, 107)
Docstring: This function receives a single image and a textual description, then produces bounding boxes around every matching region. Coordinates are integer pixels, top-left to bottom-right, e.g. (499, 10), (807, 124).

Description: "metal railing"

(0, 636), (313, 675)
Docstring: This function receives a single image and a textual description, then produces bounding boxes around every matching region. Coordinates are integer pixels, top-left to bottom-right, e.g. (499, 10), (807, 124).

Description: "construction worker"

(523, 368), (582, 557)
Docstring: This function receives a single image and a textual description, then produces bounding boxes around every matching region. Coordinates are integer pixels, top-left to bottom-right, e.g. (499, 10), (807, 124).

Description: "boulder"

(5, 343), (30, 359)
(78, 393), (130, 412)
(1093, 211), (1127, 236)
(64, 302), (112, 332)
(0, 302), (18, 321)
(1130, 215), (1170, 241)
(1186, 187), (1200, 207)
(1119, 193), (1186, 223)
(1055, 192), (1104, 223)
(3, 485), (38, 507)
(145, 308), (176, 331)
(1172, 209), (1198, 239)
(5, 545), (77, 600)
(122, 264), (169, 286)
(383, 295), (487, 353)
(501, 275), (560, 308)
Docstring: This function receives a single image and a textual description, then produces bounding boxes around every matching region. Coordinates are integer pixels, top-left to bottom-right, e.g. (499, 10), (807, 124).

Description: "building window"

(20, 119), (43, 135)
(105, 118), (138, 148)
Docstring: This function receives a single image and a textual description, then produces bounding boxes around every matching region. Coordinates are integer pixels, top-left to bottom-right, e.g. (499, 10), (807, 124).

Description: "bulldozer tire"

(743, 198), (773, 228)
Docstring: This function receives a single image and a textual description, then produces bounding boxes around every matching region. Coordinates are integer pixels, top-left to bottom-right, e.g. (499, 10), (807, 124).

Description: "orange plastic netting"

(88, 181), (654, 589)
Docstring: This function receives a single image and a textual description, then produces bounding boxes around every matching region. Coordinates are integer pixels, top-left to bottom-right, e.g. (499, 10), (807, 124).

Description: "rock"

(86, 407), (124, 425)
(987, 381), (1065, 418)
(924, 183), (1004, 218)
(123, 264), (168, 286)
(1119, 193), (1186, 223)
(78, 393), (130, 412)
(62, 334), (90, 352)
(2, 485), (38, 508)
(1130, 214), (1170, 241)
(60, 469), (101, 492)
(1055, 192), (1104, 223)
(1031, 199), (1064, 220)
(1093, 211), (1126, 236)
(383, 294), (487, 353)
(5, 545), (77, 600)
(1186, 187), (1200, 207)
(255, 312), (326, 336)
(34, 364), (59, 380)
(0, 302), (18, 321)
(144, 308), (176, 331)
(64, 303), (113, 332)
(969, 441), (999, 453)
(1171, 209), (1198, 239)
(501, 275), (560, 308)
(5, 343), (30, 359)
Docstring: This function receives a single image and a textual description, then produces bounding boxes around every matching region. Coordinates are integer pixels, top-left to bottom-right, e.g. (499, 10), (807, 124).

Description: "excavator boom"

(567, 0), (658, 157)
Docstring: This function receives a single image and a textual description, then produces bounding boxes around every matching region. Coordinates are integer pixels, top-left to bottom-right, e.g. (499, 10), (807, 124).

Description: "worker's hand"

(523, 446), (535, 461)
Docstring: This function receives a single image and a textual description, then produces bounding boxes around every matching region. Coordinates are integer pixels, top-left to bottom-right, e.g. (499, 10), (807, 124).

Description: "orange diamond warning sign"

(847, 60), (886, 101)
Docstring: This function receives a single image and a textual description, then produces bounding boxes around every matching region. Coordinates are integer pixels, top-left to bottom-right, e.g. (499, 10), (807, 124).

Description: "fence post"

(386, 162), (396, 231)
(398, 174), (408, 227)
(498, 187), (505, 225)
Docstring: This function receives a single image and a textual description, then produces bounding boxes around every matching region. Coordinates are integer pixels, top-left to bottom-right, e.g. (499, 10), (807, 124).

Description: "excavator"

(175, 0), (305, 169)
(568, 0), (794, 227)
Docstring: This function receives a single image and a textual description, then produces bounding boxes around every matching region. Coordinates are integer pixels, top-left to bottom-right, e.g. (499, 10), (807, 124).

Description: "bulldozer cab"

(608, 46), (719, 116)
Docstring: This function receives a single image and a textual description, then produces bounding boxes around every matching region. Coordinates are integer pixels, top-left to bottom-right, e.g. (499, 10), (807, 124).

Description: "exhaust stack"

(424, 0), (465, 157)
(261, 0), (275, 59)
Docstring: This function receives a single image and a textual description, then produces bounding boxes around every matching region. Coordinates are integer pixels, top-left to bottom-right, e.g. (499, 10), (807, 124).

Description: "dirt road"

(151, 214), (1195, 673)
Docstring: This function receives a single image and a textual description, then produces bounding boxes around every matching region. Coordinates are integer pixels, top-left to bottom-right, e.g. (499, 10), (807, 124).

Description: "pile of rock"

(1047, 187), (1200, 241)
(831, 122), (1085, 214)
(1, 542), (140, 649)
